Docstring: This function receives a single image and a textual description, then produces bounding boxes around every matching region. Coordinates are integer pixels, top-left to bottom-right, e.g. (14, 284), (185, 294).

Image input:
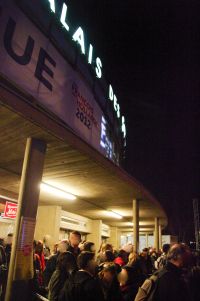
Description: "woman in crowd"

(118, 265), (143, 301)
(98, 262), (122, 301)
(83, 241), (96, 253)
(48, 251), (78, 301)
(114, 250), (128, 267)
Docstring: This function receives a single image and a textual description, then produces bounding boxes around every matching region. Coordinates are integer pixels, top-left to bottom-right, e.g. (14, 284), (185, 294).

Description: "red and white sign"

(4, 201), (18, 219)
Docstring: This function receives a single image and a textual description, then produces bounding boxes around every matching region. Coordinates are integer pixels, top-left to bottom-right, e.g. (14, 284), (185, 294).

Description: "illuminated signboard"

(46, 0), (126, 139)
(0, 0), (125, 164)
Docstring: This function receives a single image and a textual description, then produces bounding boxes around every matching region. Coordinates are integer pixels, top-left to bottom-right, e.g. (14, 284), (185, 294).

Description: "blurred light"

(106, 211), (123, 219)
(40, 183), (76, 201)
(0, 195), (16, 202)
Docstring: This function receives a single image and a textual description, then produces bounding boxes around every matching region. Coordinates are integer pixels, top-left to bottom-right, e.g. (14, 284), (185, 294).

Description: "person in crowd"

(114, 249), (128, 266)
(83, 241), (96, 253)
(43, 235), (52, 260)
(98, 262), (122, 301)
(48, 251), (78, 301)
(118, 265), (143, 301)
(149, 248), (158, 270)
(127, 251), (138, 266)
(155, 243), (170, 270)
(5, 233), (13, 268)
(0, 238), (7, 301)
(97, 243), (113, 264)
(188, 265), (200, 301)
(61, 251), (104, 301)
(150, 243), (192, 301)
(43, 240), (69, 287)
(67, 231), (81, 259)
(138, 248), (153, 277)
(104, 250), (115, 263)
(34, 240), (46, 287)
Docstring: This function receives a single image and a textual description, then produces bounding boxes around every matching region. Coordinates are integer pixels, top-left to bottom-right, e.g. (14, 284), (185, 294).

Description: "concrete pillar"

(5, 138), (46, 301)
(107, 227), (119, 250)
(34, 205), (61, 251)
(154, 217), (159, 252)
(146, 233), (149, 248)
(133, 199), (139, 253)
(159, 224), (162, 250)
(87, 220), (102, 254)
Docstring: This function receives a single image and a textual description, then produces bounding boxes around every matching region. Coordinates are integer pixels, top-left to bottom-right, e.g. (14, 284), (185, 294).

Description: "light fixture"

(40, 183), (76, 201)
(0, 195), (16, 202)
(106, 210), (123, 219)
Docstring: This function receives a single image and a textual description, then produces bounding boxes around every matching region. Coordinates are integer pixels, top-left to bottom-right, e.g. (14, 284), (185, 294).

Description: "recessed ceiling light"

(40, 183), (76, 201)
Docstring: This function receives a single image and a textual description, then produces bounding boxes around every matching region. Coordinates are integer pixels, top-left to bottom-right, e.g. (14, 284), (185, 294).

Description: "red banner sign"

(4, 201), (18, 219)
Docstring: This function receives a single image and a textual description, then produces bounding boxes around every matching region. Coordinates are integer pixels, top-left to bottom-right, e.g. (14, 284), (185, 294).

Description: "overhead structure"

(0, 0), (168, 249)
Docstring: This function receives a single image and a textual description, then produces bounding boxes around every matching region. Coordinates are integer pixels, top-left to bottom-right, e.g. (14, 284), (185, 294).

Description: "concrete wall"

(87, 220), (102, 253)
(34, 205), (61, 250)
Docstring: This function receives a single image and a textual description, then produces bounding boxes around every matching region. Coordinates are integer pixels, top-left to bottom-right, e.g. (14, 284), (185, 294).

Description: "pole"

(5, 138), (46, 301)
(133, 199), (139, 253)
(154, 217), (159, 252)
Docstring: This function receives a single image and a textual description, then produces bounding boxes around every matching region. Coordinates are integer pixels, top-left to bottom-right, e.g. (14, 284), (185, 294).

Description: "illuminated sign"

(100, 116), (114, 160)
(46, 0), (126, 139)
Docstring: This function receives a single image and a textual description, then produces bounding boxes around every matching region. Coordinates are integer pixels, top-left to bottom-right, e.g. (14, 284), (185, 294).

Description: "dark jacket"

(48, 270), (66, 301)
(121, 284), (139, 301)
(61, 270), (104, 301)
(154, 261), (190, 301)
(66, 245), (81, 259)
(43, 253), (59, 286)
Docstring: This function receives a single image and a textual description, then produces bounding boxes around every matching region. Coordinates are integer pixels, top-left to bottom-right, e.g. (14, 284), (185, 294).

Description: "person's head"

(99, 262), (118, 287)
(162, 244), (170, 254)
(118, 249), (128, 264)
(6, 233), (13, 245)
(118, 265), (139, 286)
(35, 240), (43, 255)
(83, 242), (96, 253)
(77, 251), (97, 275)
(128, 252), (138, 266)
(167, 244), (192, 268)
(57, 240), (69, 253)
(69, 231), (81, 248)
(0, 238), (5, 247)
(102, 243), (113, 253)
(141, 248), (149, 259)
(57, 251), (78, 275)
(105, 250), (115, 262)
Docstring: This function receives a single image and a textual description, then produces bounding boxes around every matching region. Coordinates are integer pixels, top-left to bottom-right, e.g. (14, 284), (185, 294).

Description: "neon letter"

(109, 84), (114, 101)
(95, 57), (102, 78)
(88, 44), (93, 64)
(73, 27), (85, 54)
(121, 116), (126, 138)
(47, 0), (55, 13)
(60, 3), (69, 31)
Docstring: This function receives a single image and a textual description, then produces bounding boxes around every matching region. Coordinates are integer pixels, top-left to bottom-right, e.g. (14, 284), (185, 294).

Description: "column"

(154, 217), (159, 252)
(107, 227), (119, 250)
(159, 224), (162, 250)
(5, 138), (46, 301)
(87, 220), (102, 254)
(133, 199), (139, 253)
(146, 233), (149, 248)
(34, 205), (61, 251)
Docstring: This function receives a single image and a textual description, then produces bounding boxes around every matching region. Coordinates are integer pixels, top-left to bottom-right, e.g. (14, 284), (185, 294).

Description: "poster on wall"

(3, 201), (18, 219)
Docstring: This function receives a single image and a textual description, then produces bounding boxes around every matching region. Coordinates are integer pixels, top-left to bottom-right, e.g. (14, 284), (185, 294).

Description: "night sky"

(68, 0), (200, 241)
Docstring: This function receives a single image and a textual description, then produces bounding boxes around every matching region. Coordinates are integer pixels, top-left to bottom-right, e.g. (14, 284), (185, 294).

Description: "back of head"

(57, 251), (77, 274)
(77, 251), (95, 270)
(83, 241), (95, 253)
(105, 250), (115, 262)
(167, 243), (191, 267)
(162, 244), (170, 254)
(101, 243), (113, 253)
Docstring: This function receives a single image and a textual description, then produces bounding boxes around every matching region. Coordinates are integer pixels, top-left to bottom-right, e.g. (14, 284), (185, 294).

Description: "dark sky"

(68, 0), (200, 240)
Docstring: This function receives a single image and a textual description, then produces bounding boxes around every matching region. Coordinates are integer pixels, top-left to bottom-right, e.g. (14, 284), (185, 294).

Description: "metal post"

(5, 138), (46, 301)
(133, 199), (139, 253)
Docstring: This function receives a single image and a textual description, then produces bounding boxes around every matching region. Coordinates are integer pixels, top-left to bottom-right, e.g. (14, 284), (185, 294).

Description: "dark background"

(68, 0), (200, 241)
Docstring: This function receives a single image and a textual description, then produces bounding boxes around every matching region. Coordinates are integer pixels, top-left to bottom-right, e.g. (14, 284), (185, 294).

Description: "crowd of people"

(1, 231), (200, 301)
